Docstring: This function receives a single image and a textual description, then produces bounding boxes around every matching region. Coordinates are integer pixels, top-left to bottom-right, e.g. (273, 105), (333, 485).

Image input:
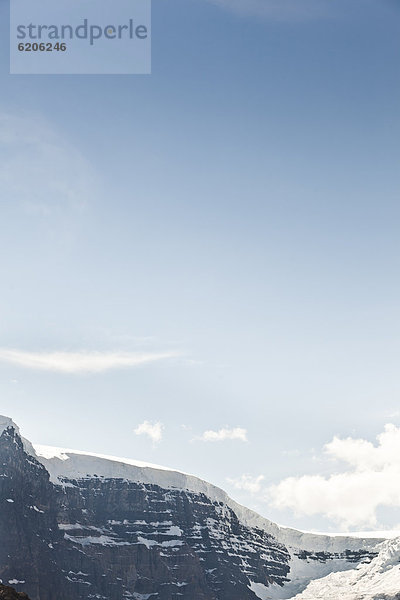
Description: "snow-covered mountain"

(290, 537), (400, 600)
(0, 416), (390, 600)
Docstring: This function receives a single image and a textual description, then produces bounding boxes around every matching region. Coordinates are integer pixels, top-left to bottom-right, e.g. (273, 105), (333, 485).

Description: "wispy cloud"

(227, 474), (265, 494)
(0, 349), (178, 374)
(198, 427), (248, 442)
(134, 421), (164, 444)
(207, 0), (331, 21)
(0, 110), (97, 216)
(268, 425), (400, 529)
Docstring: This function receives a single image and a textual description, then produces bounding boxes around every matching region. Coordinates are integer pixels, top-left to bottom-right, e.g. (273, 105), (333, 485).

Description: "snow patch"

(64, 534), (131, 547)
(137, 537), (183, 549)
(34, 444), (178, 473)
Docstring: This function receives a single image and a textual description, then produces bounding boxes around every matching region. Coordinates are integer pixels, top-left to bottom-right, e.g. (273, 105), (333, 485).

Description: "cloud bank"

(0, 349), (177, 374)
(198, 427), (248, 442)
(134, 421), (164, 444)
(268, 425), (400, 529)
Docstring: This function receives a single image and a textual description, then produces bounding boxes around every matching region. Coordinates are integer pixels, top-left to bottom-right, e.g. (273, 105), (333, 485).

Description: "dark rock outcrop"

(0, 584), (31, 599)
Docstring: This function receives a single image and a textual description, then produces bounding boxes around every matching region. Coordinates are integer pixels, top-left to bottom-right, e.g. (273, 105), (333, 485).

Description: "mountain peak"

(0, 415), (20, 437)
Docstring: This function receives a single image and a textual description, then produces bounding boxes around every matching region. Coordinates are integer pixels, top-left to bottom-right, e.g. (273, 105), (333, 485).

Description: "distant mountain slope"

(0, 416), (384, 600)
(290, 537), (400, 600)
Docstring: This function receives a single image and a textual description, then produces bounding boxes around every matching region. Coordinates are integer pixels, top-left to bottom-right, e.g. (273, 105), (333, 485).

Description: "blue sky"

(0, 0), (400, 532)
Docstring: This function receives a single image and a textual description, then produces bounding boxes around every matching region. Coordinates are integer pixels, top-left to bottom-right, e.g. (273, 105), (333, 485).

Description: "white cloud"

(134, 421), (164, 444)
(268, 425), (400, 529)
(207, 0), (331, 21)
(227, 474), (265, 494)
(198, 427), (248, 442)
(0, 349), (178, 374)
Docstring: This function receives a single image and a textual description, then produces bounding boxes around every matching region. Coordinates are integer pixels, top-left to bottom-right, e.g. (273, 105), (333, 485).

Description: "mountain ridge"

(0, 415), (385, 600)
(1, 415), (381, 553)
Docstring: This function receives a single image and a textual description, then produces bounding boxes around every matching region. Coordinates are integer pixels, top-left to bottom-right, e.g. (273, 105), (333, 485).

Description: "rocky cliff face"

(0, 419), (381, 600)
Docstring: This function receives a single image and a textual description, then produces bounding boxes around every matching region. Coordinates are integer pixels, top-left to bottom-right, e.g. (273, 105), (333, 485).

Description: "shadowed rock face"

(0, 584), (31, 599)
(0, 427), (70, 600)
(0, 425), (377, 600)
